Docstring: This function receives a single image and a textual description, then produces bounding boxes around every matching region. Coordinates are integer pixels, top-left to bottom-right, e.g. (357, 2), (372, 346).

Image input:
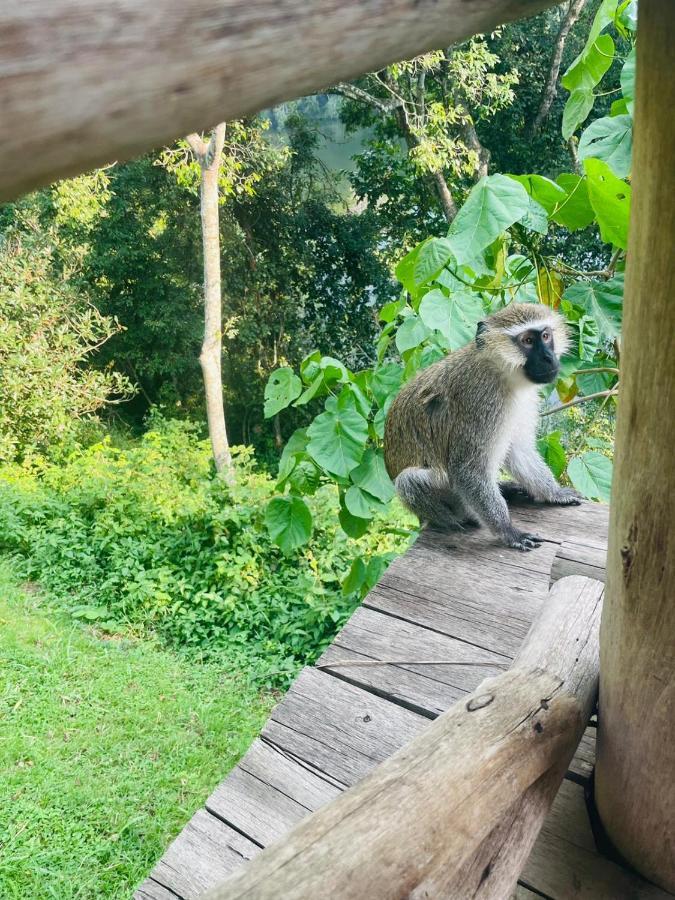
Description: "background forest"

(0, 2), (635, 896)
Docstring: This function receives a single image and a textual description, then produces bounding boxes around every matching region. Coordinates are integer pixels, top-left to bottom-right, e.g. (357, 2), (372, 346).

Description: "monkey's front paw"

(551, 488), (582, 506)
(505, 531), (543, 552)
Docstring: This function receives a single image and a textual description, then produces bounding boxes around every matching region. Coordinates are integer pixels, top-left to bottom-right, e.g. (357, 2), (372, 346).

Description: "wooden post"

(0, 0), (561, 202)
(201, 576), (603, 900)
(594, 0), (675, 890)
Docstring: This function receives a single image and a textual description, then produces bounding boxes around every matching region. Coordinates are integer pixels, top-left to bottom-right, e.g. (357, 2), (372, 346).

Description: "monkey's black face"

(515, 328), (559, 384)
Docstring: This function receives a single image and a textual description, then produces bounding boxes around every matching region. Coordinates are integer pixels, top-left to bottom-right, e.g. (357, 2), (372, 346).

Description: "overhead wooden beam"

(0, 0), (561, 202)
(200, 576), (603, 900)
(595, 0), (675, 890)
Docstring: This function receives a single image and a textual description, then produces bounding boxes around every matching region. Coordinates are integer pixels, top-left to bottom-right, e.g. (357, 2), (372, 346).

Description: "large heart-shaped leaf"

(419, 289), (484, 350)
(562, 88), (595, 141)
(265, 496), (313, 553)
(562, 33), (615, 92)
(579, 115), (632, 179)
(553, 174), (595, 231)
(537, 431), (567, 479)
(306, 403), (368, 477)
(350, 448), (395, 504)
(395, 314), (431, 354)
(620, 46), (636, 116)
(563, 275), (623, 340)
(567, 451), (613, 501)
(584, 158), (631, 249)
(413, 237), (455, 286)
(447, 175), (530, 265)
(371, 363), (403, 408)
(264, 367), (302, 418)
(509, 174), (567, 215)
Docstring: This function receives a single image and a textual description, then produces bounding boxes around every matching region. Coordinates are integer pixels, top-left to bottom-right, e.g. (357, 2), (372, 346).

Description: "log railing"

(0, 0), (561, 202)
(200, 576), (603, 900)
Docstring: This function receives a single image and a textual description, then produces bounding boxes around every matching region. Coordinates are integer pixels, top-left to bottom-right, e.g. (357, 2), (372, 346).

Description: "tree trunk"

(594, 1), (675, 891)
(191, 124), (233, 474)
(530, 0), (587, 135)
(430, 169), (458, 223)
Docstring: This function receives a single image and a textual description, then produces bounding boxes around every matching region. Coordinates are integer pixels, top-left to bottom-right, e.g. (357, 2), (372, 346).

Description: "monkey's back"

(384, 346), (504, 479)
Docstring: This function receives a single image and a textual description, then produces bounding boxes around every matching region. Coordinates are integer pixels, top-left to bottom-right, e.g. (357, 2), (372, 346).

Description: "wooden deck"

(136, 500), (672, 900)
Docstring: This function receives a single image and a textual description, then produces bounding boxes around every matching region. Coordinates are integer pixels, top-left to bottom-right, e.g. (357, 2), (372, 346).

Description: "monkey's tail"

(395, 466), (467, 531)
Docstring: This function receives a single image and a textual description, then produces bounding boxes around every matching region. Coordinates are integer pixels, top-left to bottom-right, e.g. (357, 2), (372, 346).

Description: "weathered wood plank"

(522, 780), (674, 899)
(262, 667), (426, 788)
(135, 879), (181, 900)
(147, 809), (260, 900)
(550, 539), (607, 586)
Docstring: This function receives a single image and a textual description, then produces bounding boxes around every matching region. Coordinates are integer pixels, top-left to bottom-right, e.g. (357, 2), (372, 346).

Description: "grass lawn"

(0, 562), (274, 900)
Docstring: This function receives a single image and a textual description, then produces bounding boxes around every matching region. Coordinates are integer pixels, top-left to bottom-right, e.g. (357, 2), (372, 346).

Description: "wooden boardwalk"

(136, 500), (672, 900)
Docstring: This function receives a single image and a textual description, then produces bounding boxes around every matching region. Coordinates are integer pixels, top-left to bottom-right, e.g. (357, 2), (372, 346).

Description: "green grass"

(0, 562), (274, 900)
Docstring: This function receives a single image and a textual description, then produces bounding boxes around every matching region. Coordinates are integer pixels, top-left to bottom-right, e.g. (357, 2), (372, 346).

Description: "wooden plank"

(550, 540), (607, 586)
(522, 780), (674, 899)
(318, 605), (510, 715)
(135, 880), (180, 900)
(262, 667), (427, 788)
(147, 809), (260, 900)
(206, 740), (341, 849)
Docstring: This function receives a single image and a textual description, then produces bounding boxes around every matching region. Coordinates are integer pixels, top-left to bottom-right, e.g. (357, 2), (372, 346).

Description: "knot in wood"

(466, 693), (494, 712)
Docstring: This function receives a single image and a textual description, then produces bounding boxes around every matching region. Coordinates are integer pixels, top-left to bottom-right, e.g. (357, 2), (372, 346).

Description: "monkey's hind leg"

(394, 467), (470, 531)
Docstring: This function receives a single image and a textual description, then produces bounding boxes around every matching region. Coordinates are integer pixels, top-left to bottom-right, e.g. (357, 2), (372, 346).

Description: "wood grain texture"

(0, 0), (561, 201)
(594, 1), (675, 890)
(550, 539), (607, 585)
(200, 577), (602, 900)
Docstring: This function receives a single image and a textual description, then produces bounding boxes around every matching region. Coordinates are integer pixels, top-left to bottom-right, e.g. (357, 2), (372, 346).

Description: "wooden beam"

(0, 0), (562, 202)
(594, 0), (675, 891)
(201, 576), (602, 900)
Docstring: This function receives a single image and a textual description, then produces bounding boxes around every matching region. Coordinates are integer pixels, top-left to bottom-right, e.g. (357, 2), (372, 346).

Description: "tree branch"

(186, 131), (208, 162)
(531, 0), (587, 135)
(542, 387), (619, 416)
(328, 81), (402, 114)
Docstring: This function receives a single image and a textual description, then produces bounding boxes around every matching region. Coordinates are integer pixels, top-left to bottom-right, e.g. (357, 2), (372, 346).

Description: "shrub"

(0, 418), (412, 684)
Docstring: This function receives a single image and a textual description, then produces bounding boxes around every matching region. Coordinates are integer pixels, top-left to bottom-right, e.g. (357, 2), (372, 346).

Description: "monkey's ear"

(475, 321), (488, 346)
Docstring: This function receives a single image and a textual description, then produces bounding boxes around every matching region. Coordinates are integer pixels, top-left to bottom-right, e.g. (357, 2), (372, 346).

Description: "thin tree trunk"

(187, 124), (232, 474)
(430, 169), (458, 222)
(531, 0), (587, 135)
(594, 1), (675, 890)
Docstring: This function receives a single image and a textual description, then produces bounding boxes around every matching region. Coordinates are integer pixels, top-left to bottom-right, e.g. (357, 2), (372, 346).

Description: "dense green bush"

(0, 418), (411, 684)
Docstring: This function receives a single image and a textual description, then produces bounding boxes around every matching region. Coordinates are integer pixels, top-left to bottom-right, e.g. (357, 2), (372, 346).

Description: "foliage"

(0, 564), (272, 900)
(263, 4), (636, 562)
(0, 418), (412, 685)
(0, 207), (133, 463)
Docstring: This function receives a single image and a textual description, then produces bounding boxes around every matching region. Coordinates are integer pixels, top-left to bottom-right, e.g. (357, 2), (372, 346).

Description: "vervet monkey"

(384, 303), (580, 551)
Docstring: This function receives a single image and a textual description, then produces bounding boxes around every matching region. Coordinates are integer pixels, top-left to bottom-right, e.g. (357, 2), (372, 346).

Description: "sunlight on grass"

(0, 562), (273, 900)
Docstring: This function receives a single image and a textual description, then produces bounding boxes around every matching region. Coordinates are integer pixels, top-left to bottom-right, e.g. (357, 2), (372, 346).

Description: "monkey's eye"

(541, 330), (552, 343)
(520, 334), (534, 346)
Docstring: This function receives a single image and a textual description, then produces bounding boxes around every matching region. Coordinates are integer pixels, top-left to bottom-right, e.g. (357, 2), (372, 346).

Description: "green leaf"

(567, 451), (613, 502)
(508, 174), (567, 215)
(610, 98), (629, 117)
(350, 448), (395, 503)
(395, 314), (431, 354)
(299, 350), (321, 384)
(345, 484), (384, 518)
(578, 115), (632, 179)
(584, 158), (631, 249)
(379, 297), (406, 323)
(447, 175), (530, 265)
(371, 363), (403, 408)
(395, 241), (425, 296)
(287, 458), (321, 495)
(620, 46), (636, 116)
(576, 365), (616, 396)
(413, 237), (455, 286)
(277, 428), (308, 484)
(265, 496), (313, 553)
(562, 33), (615, 92)
(518, 195), (549, 235)
(537, 431), (567, 479)
(338, 502), (371, 538)
(419, 289), (484, 350)
(552, 174), (595, 231)
(563, 275), (623, 341)
(562, 88), (595, 140)
(306, 403), (368, 477)
(342, 556), (367, 596)
(264, 367), (302, 418)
